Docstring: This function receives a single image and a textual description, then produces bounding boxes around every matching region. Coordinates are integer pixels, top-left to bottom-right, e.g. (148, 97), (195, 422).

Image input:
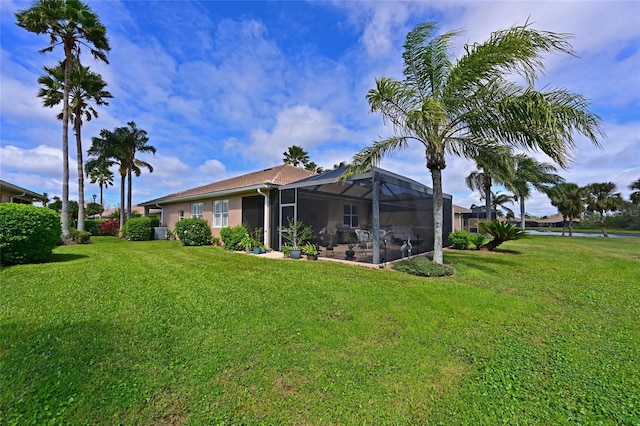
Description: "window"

(178, 210), (184, 221)
(191, 202), (203, 219)
(343, 203), (359, 228)
(214, 199), (229, 227)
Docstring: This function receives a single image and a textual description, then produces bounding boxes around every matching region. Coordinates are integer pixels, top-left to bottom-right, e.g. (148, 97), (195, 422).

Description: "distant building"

(0, 180), (47, 205)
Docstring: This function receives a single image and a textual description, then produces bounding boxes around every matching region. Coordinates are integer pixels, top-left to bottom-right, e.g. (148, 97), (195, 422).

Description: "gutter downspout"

(10, 192), (27, 203)
(155, 203), (164, 226)
(257, 188), (270, 249)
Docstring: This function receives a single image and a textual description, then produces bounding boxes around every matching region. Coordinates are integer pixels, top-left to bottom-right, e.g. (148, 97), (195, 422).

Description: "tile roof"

(139, 164), (317, 205)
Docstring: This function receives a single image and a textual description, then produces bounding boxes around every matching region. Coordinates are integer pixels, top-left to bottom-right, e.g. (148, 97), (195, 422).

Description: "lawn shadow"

(0, 320), (136, 423)
(46, 253), (89, 263)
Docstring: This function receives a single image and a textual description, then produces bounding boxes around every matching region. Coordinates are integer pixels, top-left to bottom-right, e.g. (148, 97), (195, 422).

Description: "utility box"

(153, 227), (168, 240)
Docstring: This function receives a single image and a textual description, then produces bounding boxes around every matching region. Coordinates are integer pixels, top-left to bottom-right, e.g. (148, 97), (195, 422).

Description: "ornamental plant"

(0, 203), (62, 265)
(98, 219), (120, 236)
(124, 217), (154, 241)
(220, 224), (248, 250)
(448, 230), (471, 249)
(175, 218), (212, 246)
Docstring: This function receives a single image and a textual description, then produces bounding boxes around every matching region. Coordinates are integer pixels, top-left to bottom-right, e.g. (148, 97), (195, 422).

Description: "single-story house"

(0, 180), (47, 205)
(505, 214), (577, 228)
(453, 204), (472, 231)
(139, 164), (453, 265)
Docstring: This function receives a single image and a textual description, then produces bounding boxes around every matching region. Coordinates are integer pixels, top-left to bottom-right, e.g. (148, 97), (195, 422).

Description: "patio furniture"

(355, 229), (373, 259)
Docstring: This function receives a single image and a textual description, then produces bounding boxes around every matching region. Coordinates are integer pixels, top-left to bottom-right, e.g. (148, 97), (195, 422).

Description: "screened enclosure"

(278, 167), (452, 265)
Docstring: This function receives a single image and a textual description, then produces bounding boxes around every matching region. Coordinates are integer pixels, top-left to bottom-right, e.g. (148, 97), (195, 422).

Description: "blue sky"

(1, 0), (639, 216)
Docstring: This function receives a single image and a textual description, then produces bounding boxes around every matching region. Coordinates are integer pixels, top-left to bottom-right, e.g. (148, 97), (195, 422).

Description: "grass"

(1, 236), (639, 424)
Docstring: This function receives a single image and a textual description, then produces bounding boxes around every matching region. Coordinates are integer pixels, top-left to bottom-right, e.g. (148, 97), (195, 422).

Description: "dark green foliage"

(0, 203), (61, 265)
(478, 220), (529, 251)
(71, 229), (91, 244)
(175, 218), (212, 246)
(148, 216), (160, 228)
(393, 256), (454, 277)
(220, 224), (248, 250)
(124, 217), (155, 241)
(449, 230), (471, 249)
(84, 219), (104, 236)
(469, 234), (488, 250)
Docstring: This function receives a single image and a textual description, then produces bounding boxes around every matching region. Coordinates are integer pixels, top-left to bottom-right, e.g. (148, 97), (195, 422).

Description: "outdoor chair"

(355, 229), (373, 259)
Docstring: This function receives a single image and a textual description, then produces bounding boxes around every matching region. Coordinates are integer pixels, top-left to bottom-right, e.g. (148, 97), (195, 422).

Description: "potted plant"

(345, 233), (356, 260)
(279, 218), (313, 260)
(325, 228), (336, 258)
(239, 234), (254, 253)
(303, 242), (319, 260)
(252, 227), (264, 254)
(281, 244), (291, 258)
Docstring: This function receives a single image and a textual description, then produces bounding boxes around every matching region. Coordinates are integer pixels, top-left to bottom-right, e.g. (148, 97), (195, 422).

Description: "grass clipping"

(393, 256), (454, 277)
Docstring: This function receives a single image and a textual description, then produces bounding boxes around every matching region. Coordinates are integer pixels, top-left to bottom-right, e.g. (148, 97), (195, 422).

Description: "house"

(139, 164), (453, 265)
(0, 180), (47, 205)
(452, 204), (472, 231)
(506, 214), (577, 228)
(459, 204), (498, 232)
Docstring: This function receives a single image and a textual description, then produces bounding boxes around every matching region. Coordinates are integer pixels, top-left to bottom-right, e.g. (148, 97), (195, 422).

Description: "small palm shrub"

(477, 220), (529, 251)
(469, 234), (488, 250)
(175, 218), (212, 246)
(220, 224), (248, 250)
(393, 256), (454, 277)
(448, 230), (471, 249)
(124, 217), (155, 241)
(0, 203), (62, 265)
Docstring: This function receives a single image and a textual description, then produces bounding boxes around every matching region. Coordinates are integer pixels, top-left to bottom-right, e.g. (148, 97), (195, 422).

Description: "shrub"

(448, 230), (471, 249)
(0, 203), (62, 265)
(175, 218), (212, 246)
(220, 224), (248, 250)
(84, 219), (104, 236)
(98, 219), (120, 236)
(393, 256), (454, 277)
(71, 228), (91, 244)
(478, 220), (529, 251)
(469, 234), (488, 250)
(124, 217), (155, 241)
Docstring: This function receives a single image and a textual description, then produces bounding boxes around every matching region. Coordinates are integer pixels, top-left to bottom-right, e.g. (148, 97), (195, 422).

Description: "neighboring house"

(506, 214), (577, 228)
(453, 204), (472, 231)
(139, 164), (317, 249)
(140, 164), (453, 265)
(459, 204), (498, 232)
(0, 180), (47, 205)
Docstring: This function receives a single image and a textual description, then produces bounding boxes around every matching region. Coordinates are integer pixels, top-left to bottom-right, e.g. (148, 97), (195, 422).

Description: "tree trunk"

(127, 167), (132, 220)
(99, 183), (103, 219)
(119, 171), (126, 231)
(431, 167), (444, 264)
(568, 216), (574, 237)
(519, 196), (526, 230)
(61, 54), (72, 239)
(75, 117), (85, 231)
(561, 215), (567, 236)
(600, 213), (608, 237)
(484, 174), (492, 222)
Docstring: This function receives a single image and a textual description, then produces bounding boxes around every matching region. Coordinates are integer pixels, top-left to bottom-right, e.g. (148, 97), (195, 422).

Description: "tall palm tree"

(465, 144), (515, 218)
(122, 122), (156, 220)
(38, 61), (112, 231)
(283, 145), (310, 167)
(506, 154), (564, 229)
(491, 191), (515, 218)
(304, 162), (323, 173)
(547, 182), (584, 236)
(85, 158), (114, 219)
(350, 21), (603, 263)
(583, 182), (623, 237)
(16, 0), (109, 239)
(629, 178), (640, 205)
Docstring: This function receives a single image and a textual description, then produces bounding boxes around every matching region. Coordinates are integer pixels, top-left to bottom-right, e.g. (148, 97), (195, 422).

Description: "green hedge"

(448, 230), (471, 249)
(220, 224), (248, 250)
(71, 229), (92, 244)
(0, 203), (62, 265)
(124, 217), (155, 241)
(175, 218), (212, 246)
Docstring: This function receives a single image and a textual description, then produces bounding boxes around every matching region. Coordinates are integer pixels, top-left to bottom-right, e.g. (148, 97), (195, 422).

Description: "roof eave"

(139, 183), (277, 206)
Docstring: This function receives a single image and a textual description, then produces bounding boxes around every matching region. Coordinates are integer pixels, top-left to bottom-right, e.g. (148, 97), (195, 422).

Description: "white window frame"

(191, 202), (203, 219)
(214, 199), (229, 228)
(344, 203), (359, 228)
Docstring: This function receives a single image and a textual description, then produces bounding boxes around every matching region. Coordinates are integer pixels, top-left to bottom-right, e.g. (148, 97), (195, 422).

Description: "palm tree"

(88, 122), (156, 229)
(583, 182), (623, 237)
(465, 144), (514, 218)
(304, 162), (324, 173)
(16, 0), (109, 239)
(123, 122), (156, 220)
(547, 182), (584, 236)
(85, 158), (114, 219)
(629, 178), (640, 205)
(38, 61), (112, 231)
(491, 191), (515, 218)
(506, 154), (564, 229)
(283, 145), (310, 167)
(350, 21), (603, 263)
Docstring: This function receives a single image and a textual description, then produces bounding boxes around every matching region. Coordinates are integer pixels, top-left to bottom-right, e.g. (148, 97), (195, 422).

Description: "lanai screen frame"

(278, 166), (453, 264)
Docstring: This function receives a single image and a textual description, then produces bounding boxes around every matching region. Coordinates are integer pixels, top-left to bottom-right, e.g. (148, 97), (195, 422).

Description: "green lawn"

(1, 236), (638, 425)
